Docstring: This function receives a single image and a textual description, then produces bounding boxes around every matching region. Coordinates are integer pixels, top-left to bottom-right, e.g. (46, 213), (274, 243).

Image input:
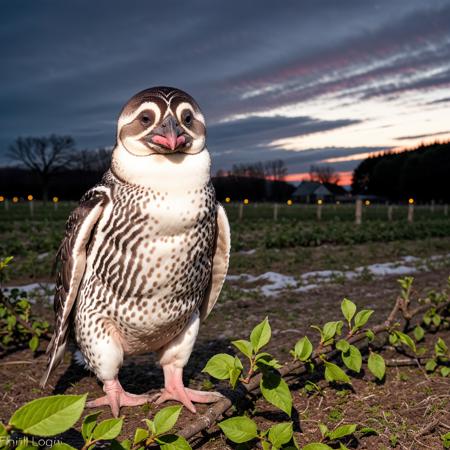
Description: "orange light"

(287, 199), (293, 206)
(0, 196), (4, 202)
(243, 199), (249, 205)
(52, 196), (59, 203)
(408, 198), (414, 205)
(225, 197), (231, 203)
(12, 196), (19, 203)
(27, 195), (33, 201)
(317, 199), (323, 205)
(364, 200), (370, 206)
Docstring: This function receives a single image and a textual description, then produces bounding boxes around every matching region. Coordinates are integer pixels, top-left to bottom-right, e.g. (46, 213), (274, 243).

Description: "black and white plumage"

(41, 87), (230, 417)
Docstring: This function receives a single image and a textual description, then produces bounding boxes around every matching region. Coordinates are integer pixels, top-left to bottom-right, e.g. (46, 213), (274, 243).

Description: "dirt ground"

(1, 261), (450, 449)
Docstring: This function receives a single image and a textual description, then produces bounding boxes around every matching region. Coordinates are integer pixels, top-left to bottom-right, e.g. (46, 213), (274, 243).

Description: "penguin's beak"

(149, 115), (185, 151)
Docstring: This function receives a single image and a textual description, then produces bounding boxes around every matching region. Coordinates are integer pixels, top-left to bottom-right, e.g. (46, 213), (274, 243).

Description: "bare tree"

(231, 162), (265, 178)
(309, 165), (340, 185)
(8, 135), (75, 200)
(75, 147), (111, 173)
(265, 159), (287, 181)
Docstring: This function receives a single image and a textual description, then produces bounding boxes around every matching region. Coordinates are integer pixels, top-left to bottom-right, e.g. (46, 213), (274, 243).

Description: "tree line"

(2, 135), (296, 201)
(351, 141), (450, 202)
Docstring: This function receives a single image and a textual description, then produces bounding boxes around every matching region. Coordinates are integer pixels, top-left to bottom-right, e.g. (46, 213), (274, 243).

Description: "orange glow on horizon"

(283, 170), (353, 186)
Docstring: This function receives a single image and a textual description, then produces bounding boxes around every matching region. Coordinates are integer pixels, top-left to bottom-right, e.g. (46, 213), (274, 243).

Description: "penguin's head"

(116, 86), (206, 157)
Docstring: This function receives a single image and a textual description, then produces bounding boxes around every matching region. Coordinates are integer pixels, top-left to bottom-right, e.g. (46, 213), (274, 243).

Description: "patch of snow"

(226, 253), (450, 297)
(238, 249), (256, 255)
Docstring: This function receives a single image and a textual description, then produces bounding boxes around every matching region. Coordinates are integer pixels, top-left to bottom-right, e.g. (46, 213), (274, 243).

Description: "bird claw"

(155, 387), (224, 413)
(86, 379), (151, 417)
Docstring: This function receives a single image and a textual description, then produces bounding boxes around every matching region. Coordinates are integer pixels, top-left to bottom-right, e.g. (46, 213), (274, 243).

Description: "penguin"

(41, 87), (230, 417)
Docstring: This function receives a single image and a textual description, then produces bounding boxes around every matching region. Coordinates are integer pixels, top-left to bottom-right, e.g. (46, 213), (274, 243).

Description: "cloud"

(208, 115), (359, 152)
(395, 130), (450, 140)
(0, 0), (449, 179)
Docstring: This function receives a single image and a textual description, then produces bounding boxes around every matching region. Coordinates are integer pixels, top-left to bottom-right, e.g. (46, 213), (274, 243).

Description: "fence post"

(29, 200), (34, 217)
(273, 203), (278, 221)
(316, 201), (323, 221)
(4, 200), (9, 211)
(238, 203), (243, 221)
(387, 205), (393, 221)
(408, 203), (414, 223)
(355, 198), (362, 225)
(444, 204), (449, 216)
(430, 199), (435, 212)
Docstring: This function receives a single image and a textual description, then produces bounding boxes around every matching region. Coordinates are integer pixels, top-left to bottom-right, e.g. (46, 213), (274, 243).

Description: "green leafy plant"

(218, 415), (295, 449)
(203, 317), (292, 416)
(0, 257), (49, 353)
(425, 337), (450, 377)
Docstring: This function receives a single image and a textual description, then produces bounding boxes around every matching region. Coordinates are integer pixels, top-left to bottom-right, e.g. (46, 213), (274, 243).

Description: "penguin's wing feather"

(40, 185), (109, 387)
(200, 203), (231, 321)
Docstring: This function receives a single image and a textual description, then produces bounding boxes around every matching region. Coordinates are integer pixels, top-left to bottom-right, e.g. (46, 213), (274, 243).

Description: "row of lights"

(0, 196), (59, 203)
(224, 198), (416, 206)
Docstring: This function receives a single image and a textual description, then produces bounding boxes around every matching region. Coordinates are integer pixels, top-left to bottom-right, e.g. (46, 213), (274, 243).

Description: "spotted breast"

(75, 171), (216, 364)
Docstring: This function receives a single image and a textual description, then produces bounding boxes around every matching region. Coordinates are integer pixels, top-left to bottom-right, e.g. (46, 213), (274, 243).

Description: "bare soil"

(1, 264), (450, 449)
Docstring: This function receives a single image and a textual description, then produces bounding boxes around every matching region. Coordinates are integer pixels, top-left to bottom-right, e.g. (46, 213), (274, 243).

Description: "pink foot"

(156, 365), (223, 413)
(86, 379), (151, 417)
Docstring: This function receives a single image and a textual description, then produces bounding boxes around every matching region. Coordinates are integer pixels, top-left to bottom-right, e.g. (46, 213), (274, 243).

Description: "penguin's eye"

(140, 111), (154, 126)
(182, 110), (193, 126)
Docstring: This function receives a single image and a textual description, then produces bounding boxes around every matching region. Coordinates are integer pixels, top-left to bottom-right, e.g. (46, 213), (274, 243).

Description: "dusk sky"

(1, 1), (450, 184)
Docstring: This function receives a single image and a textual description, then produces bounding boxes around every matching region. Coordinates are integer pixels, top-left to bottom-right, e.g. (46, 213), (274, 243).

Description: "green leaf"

(318, 423), (328, 437)
(432, 314), (441, 327)
(389, 333), (398, 346)
(110, 439), (131, 450)
(353, 310), (373, 330)
(442, 431), (450, 448)
(413, 325), (425, 342)
(341, 345), (362, 373)
(341, 298), (356, 323)
(133, 428), (148, 445)
(322, 321), (343, 344)
(294, 336), (313, 361)
(81, 411), (102, 441)
(29, 336), (39, 352)
(425, 359), (437, 372)
(202, 353), (236, 380)
(250, 317), (271, 352)
(396, 331), (416, 353)
(302, 444), (333, 450)
(153, 405), (182, 435)
(336, 339), (350, 352)
(260, 371), (292, 416)
(92, 418), (123, 440)
(230, 357), (243, 389)
(368, 352), (385, 380)
(268, 422), (293, 448)
(359, 427), (378, 436)
(232, 339), (253, 359)
(156, 434), (192, 450)
(441, 367), (450, 377)
(218, 416), (258, 443)
(365, 329), (375, 342)
(144, 419), (156, 435)
(9, 394), (87, 437)
(327, 424), (357, 440)
(435, 338), (448, 356)
(324, 361), (351, 384)
(255, 353), (281, 369)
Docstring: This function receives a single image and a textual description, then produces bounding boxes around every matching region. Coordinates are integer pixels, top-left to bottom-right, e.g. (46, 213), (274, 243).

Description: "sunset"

(1, 1), (450, 181)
